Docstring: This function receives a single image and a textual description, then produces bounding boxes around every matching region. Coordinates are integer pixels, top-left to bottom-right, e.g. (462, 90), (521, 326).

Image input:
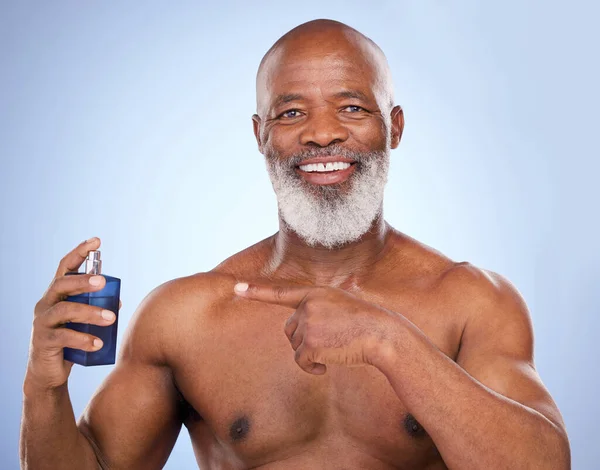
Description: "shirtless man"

(20, 19), (570, 470)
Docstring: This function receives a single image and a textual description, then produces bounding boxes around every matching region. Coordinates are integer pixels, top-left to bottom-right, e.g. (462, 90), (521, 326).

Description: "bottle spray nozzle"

(85, 250), (102, 275)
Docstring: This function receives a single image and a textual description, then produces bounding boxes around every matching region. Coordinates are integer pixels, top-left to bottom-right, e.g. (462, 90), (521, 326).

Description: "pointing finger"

(234, 282), (313, 309)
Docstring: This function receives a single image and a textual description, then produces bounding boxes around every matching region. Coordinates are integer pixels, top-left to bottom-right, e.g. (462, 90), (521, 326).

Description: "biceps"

(78, 361), (182, 470)
(460, 353), (565, 432)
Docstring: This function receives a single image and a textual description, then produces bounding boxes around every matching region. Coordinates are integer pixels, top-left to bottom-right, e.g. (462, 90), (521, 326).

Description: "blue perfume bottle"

(63, 250), (121, 366)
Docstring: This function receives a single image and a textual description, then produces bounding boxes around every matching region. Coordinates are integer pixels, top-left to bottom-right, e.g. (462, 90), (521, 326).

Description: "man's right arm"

(20, 239), (187, 470)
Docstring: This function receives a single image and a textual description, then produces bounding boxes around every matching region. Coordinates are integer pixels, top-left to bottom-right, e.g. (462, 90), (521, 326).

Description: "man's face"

(253, 30), (402, 248)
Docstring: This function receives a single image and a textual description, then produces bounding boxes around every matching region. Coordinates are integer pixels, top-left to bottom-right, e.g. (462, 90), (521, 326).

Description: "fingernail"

(101, 310), (115, 321)
(89, 275), (103, 286)
(93, 338), (103, 349)
(234, 282), (249, 293)
(86, 237), (97, 243)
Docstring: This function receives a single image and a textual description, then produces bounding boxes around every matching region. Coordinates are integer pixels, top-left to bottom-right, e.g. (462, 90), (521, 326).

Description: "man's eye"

(281, 109), (302, 118)
(344, 105), (365, 113)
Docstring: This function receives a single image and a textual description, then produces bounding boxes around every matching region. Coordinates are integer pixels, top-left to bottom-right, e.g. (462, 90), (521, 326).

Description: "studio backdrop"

(1, 1), (598, 469)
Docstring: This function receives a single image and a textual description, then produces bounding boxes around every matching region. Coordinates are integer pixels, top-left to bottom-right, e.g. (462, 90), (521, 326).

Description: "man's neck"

(263, 215), (394, 288)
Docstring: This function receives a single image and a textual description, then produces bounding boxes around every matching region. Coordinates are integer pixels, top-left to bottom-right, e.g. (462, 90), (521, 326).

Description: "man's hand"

(234, 282), (393, 375)
(25, 237), (122, 393)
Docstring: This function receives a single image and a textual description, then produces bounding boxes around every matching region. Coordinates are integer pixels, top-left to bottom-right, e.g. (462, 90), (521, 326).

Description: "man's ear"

(252, 114), (263, 153)
(390, 105), (404, 149)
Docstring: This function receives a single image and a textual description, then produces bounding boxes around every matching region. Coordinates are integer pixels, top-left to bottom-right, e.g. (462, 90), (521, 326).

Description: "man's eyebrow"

(270, 90), (372, 108)
(272, 93), (304, 107)
(333, 90), (371, 101)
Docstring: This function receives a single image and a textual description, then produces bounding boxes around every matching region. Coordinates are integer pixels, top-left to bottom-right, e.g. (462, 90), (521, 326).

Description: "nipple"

(229, 416), (251, 442)
(403, 413), (427, 438)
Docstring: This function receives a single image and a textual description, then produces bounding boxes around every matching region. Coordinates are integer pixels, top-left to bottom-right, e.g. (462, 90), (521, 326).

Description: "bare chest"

(171, 290), (460, 468)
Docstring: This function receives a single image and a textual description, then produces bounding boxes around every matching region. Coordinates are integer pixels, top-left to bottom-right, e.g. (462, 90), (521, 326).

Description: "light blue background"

(1, 1), (598, 468)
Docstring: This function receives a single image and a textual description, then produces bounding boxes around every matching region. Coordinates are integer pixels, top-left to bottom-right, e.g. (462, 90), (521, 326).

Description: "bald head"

(255, 19), (395, 116)
(252, 21), (404, 247)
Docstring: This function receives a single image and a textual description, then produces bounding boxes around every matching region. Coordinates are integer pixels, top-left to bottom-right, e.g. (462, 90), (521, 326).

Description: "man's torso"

(163, 232), (474, 469)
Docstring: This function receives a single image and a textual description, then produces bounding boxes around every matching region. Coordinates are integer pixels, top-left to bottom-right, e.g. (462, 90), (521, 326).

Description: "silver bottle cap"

(85, 250), (102, 275)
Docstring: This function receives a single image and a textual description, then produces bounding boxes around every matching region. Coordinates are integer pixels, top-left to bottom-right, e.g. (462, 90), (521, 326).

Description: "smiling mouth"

(294, 161), (357, 185)
(295, 161), (356, 173)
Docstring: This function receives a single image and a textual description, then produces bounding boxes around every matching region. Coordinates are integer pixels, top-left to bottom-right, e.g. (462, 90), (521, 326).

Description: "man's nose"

(299, 110), (349, 147)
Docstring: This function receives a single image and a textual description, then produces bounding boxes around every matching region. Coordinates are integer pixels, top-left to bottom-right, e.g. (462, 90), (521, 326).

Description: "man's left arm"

(373, 265), (570, 470)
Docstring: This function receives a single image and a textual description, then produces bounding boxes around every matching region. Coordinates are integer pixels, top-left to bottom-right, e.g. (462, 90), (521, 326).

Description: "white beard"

(265, 146), (390, 249)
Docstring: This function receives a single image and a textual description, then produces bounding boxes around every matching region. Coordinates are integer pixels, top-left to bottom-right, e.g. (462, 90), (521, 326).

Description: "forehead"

(256, 33), (392, 112)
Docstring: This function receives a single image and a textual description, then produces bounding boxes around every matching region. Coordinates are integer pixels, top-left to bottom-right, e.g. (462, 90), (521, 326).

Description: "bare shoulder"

(437, 262), (538, 379)
(119, 271), (240, 364)
(391, 231), (533, 352)
(440, 262), (533, 332)
(440, 260), (521, 297)
(121, 235), (274, 363)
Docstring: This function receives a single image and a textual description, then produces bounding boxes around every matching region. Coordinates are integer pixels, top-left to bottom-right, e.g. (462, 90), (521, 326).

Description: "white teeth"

(299, 162), (352, 172)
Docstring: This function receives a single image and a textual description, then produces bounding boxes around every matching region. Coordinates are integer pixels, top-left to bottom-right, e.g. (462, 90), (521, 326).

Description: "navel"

(402, 413), (428, 438)
(229, 416), (251, 442)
